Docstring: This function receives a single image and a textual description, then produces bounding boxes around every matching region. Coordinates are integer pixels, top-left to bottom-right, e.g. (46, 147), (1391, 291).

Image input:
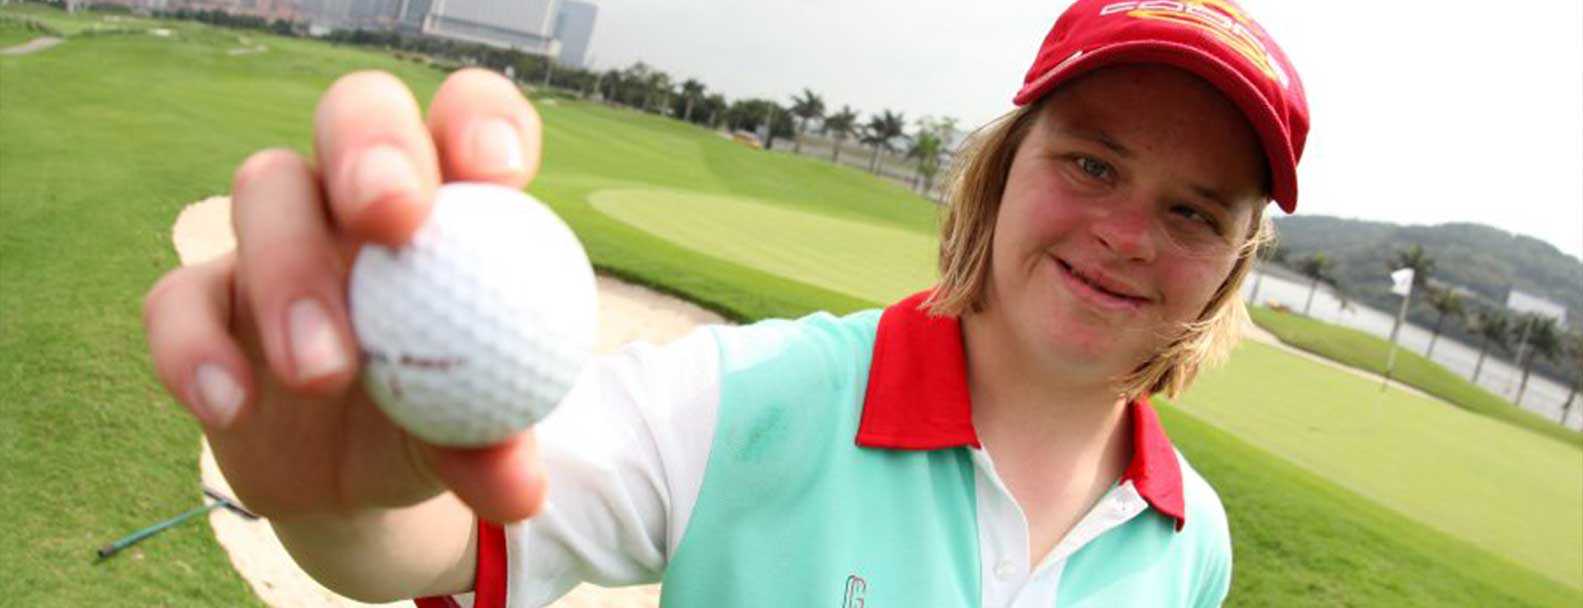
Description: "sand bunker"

(0, 36), (63, 56)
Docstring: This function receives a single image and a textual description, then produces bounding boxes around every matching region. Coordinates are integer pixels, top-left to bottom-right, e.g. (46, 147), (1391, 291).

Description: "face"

(983, 64), (1266, 381)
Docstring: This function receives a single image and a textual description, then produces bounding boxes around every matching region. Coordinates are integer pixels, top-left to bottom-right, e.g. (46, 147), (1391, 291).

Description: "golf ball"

(348, 183), (597, 447)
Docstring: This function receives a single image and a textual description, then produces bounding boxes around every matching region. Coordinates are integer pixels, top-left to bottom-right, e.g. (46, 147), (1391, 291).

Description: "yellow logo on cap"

(1100, 1), (1289, 89)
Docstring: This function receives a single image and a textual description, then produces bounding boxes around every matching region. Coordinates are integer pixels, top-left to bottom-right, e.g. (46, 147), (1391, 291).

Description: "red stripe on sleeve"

(474, 519), (508, 607)
(413, 597), (461, 608)
(413, 518), (509, 608)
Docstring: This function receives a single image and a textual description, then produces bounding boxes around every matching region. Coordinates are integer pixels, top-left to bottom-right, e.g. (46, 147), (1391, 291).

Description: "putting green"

(589, 188), (938, 304)
(1177, 340), (1583, 589)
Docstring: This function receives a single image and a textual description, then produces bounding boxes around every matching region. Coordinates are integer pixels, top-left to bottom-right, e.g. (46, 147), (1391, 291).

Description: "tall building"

(348, 0), (400, 27)
(553, 0), (595, 69)
(397, 0), (430, 29)
(397, 0), (561, 57)
(300, 0), (353, 28)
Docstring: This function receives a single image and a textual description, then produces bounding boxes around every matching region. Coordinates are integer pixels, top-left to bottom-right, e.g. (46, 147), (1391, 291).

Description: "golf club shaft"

(97, 502), (221, 559)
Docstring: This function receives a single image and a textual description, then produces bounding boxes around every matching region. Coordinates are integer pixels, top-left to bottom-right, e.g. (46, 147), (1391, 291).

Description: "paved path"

(0, 36), (62, 56)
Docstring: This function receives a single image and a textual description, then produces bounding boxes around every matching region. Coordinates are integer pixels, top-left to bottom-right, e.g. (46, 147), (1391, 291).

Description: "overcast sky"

(584, 1), (1583, 261)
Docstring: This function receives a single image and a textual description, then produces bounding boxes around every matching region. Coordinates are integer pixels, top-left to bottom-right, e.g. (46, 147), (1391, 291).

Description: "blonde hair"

(924, 100), (1275, 400)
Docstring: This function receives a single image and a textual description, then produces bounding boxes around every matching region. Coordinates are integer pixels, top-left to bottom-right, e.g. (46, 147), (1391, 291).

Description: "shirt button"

(995, 560), (1017, 580)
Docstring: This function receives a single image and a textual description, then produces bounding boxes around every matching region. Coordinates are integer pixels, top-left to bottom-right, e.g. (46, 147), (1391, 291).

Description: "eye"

(1073, 156), (1113, 181)
(1172, 204), (1223, 235)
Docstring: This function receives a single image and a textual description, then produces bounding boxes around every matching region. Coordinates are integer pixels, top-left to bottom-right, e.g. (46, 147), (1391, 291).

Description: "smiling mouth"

(1055, 258), (1151, 308)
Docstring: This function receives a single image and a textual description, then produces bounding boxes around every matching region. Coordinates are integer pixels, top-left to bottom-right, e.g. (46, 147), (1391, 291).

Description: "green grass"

(0, 28), (33, 49)
(0, 11), (439, 606)
(1250, 306), (1583, 450)
(3, 2), (157, 35)
(4, 6), (1580, 605)
(0, 4), (65, 46)
(530, 97), (928, 321)
(589, 188), (936, 303)
(1158, 403), (1581, 607)
(0, 17), (45, 47)
(1175, 340), (1583, 591)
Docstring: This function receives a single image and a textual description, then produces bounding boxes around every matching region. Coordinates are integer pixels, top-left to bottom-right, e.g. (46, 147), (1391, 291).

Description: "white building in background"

(348, 0), (401, 27)
(1507, 290), (1567, 324)
(553, 0), (596, 68)
(299, 0), (423, 31)
(240, 0), (576, 59)
(396, 0), (430, 29)
(396, 0), (561, 57)
(299, 0), (353, 28)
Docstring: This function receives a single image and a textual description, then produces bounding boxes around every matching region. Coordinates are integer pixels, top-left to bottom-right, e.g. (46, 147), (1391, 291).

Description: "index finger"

(426, 68), (542, 188)
(313, 70), (442, 247)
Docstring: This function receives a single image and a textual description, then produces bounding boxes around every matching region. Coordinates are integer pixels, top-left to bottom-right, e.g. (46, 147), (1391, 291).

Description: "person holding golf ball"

(144, 0), (1307, 605)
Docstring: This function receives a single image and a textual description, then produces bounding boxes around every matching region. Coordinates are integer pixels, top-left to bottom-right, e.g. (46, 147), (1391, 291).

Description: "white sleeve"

(490, 326), (722, 607)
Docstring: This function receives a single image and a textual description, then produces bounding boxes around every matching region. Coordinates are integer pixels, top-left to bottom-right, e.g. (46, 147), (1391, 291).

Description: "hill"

(1270, 216), (1582, 382)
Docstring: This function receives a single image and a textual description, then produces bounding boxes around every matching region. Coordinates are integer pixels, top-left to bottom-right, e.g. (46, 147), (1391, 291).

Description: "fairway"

(590, 188), (936, 303)
(1178, 340), (1583, 589)
(3, 5), (1580, 606)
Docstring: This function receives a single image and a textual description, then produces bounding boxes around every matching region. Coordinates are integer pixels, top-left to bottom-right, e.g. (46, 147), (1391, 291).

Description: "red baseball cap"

(1014, 0), (1309, 212)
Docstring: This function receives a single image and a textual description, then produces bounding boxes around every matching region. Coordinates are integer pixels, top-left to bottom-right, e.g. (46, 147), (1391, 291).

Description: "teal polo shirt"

(422, 290), (1232, 607)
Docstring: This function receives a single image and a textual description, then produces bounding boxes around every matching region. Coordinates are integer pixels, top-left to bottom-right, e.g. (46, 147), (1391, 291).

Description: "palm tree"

(1514, 314), (1561, 405)
(618, 62), (654, 107)
(1296, 252), (1334, 316)
(699, 94), (728, 129)
(679, 79), (706, 122)
(789, 88), (825, 155)
(1466, 308), (1512, 384)
(762, 103), (795, 149)
(1390, 243), (1435, 292)
(907, 128), (945, 196)
(726, 99), (768, 135)
(643, 71), (673, 113)
(1246, 240), (1280, 306)
(823, 106), (859, 164)
(935, 116), (960, 149)
(598, 68), (622, 103)
(1559, 331), (1583, 425)
(578, 70), (599, 99)
(862, 110), (906, 175)
(1423, 286), (1465, 358)
(1270, 244), (1290, 266)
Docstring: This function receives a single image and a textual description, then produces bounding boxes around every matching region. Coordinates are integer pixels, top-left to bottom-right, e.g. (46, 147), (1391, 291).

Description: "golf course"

(2, 5), (1580, 606)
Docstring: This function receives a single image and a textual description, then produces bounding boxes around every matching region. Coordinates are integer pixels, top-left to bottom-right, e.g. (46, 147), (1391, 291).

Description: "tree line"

(44, 2), (1582, 420)
(95, 1), (960, 198)
(1252, 240), (1583, 424)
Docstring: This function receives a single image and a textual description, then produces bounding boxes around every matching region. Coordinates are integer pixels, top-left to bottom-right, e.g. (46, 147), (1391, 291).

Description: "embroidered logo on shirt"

(842, 574), (867, 607)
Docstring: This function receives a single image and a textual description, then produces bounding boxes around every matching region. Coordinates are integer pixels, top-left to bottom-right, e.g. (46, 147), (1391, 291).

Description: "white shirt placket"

(970, 448), (1151, 607)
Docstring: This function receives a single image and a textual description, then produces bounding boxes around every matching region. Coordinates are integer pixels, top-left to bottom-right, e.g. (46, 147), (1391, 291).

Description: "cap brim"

(1014, 41), (1298, 213)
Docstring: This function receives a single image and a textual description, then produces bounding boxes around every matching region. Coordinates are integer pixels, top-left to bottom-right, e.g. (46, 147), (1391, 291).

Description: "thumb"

(420, 431), (548, 524)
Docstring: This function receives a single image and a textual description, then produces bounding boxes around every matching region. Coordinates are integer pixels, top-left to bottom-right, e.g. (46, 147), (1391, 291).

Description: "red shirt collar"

(855, 291), (1187, 530)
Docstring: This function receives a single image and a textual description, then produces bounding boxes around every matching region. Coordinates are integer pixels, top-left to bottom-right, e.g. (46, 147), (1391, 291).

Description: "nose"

(1089, 199), (1156, 262)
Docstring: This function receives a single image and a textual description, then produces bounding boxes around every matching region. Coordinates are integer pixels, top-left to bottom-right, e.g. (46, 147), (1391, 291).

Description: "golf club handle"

(203, 486), (261, 520)
(96, 503), (219, 559)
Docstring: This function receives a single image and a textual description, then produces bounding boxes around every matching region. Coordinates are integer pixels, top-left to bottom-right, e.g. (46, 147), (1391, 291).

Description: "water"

(1242, 266), (1581, 431)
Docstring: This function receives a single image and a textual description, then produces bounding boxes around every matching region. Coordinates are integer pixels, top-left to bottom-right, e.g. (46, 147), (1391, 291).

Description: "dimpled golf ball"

(348, 182), (597, 447)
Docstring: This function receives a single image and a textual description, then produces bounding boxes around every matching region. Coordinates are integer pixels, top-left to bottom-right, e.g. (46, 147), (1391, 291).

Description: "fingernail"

(468, 118), (525, 176)
(194, 364), (244, 427)
(288, 299), (348, 381)
(352, 145), (421, 212)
